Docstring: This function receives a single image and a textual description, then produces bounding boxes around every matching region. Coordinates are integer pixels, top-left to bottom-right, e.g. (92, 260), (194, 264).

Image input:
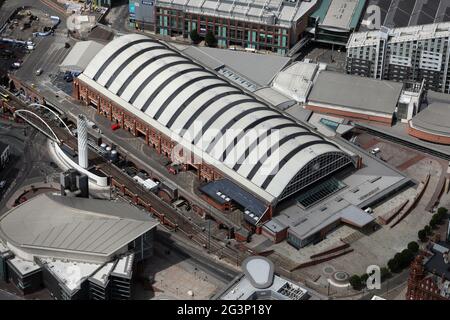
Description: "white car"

(371, 147), (381, 155)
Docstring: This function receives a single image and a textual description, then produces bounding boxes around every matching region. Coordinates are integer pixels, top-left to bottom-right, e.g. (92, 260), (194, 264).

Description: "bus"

(0, 92), (10, 101)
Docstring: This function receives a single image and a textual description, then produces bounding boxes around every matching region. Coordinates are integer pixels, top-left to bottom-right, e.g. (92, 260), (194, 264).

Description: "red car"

(111, 123), (120, 131)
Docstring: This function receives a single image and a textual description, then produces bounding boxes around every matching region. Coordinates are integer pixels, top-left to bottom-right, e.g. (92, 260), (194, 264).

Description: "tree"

(424, 225), (432, 235)
(205, 30), (217, 47)
(437, 207), (448, 219)
(388, 258), (400, 273)
(190, 29), (201, 44)
(418, 229), (427, 242)
(407, 241), (419, 253)
(398, 249), (414, 269)
(360, 273), (369, 285)
(380, 267), (391, 282)
(349, 275), (363, 291)
(430, 217), (438, 229)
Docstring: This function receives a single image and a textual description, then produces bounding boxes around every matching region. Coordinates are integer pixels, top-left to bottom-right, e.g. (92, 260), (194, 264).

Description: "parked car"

(11, 61), (21, 69)
(111, 123), (120, 131)
(370, 148), (381, 155)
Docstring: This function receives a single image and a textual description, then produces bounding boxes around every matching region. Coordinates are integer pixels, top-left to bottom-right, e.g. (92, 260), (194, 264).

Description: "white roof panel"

(79, 35), (352, 203)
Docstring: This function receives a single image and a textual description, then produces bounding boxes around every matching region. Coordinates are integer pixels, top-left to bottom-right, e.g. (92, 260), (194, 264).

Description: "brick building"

(406, 242), (450, 300)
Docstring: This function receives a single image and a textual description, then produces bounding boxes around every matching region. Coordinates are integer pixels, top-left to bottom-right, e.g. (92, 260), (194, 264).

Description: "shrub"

(360, 273), (369, 284)
(349, 275), (363, 290)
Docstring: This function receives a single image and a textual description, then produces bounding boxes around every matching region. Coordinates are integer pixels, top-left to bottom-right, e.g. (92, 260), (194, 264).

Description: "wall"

(408, 123), (450, 145)
(305, 104), (393, 125)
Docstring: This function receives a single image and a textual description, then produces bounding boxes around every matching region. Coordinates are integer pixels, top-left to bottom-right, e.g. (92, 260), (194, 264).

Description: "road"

(0, 288), (21, 300)
(156, 230), (239, 284)
(359, 269), (410, 300)
(0, 126), (42, 215)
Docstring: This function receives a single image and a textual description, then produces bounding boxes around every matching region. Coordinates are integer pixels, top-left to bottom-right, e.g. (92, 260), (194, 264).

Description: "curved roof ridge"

(79, 34), (352, 202)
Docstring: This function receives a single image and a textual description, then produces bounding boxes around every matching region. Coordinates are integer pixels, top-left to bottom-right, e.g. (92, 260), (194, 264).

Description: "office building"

(346, 23), (450, 93)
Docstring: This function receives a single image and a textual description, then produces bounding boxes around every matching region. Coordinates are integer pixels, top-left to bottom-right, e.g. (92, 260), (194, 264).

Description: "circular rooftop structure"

(409, 91), (450, 145)
(242, 256), (275, 289)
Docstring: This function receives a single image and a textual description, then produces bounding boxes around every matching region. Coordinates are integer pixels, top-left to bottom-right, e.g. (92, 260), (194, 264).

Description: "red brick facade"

(408, 122), (450, 145)
(261, 225), (288, 243)
(73, 78), (273, 218)
(406, 255), (449, 300)
(74, 78), (230, 184)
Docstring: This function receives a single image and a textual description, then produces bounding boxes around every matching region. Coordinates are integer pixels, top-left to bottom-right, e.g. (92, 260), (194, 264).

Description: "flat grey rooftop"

(60, 40), (105, 73)
(275, 138), (410, 240)
(156, 0), (318, 28)
(321, 0), (359, 29)
(181, 46), (290, 87)
(411, 91), (450, 137)
(308, 71), (403, 115)
(0, 194), (158, 262)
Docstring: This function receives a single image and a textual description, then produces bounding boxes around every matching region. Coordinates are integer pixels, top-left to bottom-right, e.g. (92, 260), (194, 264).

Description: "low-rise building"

(0, 193), (158, 299)
(215, 256), (310, 300)
(306, 71), (404, 125)
(406, 242), (450, 300)
(408, 90), (450, 145)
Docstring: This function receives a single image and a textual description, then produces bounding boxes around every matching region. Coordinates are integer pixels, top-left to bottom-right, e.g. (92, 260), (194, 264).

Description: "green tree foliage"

(349, 275), (363, 291)
(418, 229), (427, 242)
(380, 267), (391, 281)
(205, 30), (217, 47)
(407, 241), (419, 253)
(190, 29), (201, 44)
